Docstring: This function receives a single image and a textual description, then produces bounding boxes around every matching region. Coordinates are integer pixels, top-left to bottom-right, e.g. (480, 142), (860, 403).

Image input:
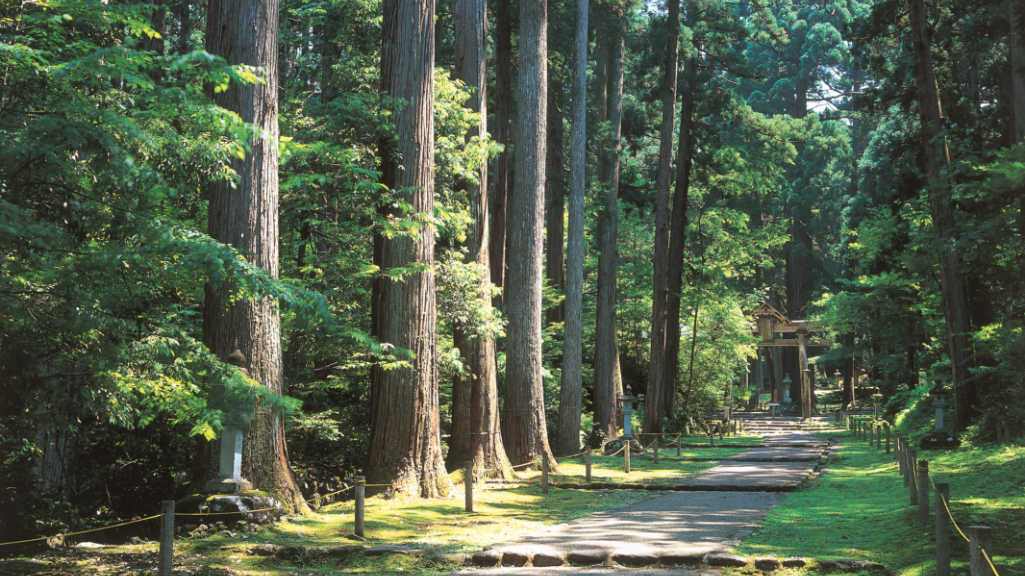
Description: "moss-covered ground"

(734, 427), (1025, 576)
(0, 441), (762, 576)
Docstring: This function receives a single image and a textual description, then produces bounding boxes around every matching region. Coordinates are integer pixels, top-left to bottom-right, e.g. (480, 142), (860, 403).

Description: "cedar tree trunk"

(502, 0), (558, 469)
(664, 45), (696, 417)
(545, 84), (566, 328)
(592, 20), (624, 440)
(644, 0), (679, 434)
(909, 0), (975, 429)
(489, 0), (513, 307)
(446, 0), (514, 479)
(367, 0), (453, 497)
(201, 0), (308, 512)
(554, 0), (588, 456)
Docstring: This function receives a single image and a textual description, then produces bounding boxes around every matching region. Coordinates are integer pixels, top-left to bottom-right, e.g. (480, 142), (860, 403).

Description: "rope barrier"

(981, 547), (1001, 576)
(940, 496), (970, 543)
(0, 515), (162, 547)
(919, 453), (1003, 575)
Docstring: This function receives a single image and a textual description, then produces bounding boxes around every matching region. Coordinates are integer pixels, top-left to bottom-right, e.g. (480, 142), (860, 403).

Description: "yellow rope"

(940, 494), (970, 543)
(0, 515), (161, 547)
(980, 547), (1001, 576)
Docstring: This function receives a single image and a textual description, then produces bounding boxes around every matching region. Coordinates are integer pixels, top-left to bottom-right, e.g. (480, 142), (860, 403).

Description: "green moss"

(735, 427), (1025, 575)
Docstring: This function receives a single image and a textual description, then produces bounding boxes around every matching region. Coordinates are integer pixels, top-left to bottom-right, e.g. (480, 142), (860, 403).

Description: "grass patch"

(0, 445), (760, 576)
(735, 427), (1025, 575)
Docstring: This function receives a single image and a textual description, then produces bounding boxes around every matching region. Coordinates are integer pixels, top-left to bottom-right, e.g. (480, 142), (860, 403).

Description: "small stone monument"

(619, 385), (636, 438)
(920, 385), (960, 449)
(205, 349), (253, 493)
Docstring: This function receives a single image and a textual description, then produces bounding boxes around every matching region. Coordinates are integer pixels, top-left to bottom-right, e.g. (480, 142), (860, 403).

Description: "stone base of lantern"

(176, 492), (283, 529)
(204, 475), (253, 494)
(919, 430), (961, 449)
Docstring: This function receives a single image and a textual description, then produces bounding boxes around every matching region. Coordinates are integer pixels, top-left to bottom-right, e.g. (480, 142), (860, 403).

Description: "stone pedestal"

(205, 426), (252, 493)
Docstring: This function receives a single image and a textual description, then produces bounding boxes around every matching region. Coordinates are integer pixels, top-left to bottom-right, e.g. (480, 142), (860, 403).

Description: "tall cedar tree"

(545, 81), (566, 327)
(446, 0), (514, 478)
(663, 6), (697, 415)
(554, 0), (589, 455)
(592, 16), (625, 440)
(644, 0), (680, 434)
(367, 0), (453, 497)
(908, 0), (975, 428)
(489, 0), (514, 306)
(199, 0), (308, 511)
(502, 0), (558, 468)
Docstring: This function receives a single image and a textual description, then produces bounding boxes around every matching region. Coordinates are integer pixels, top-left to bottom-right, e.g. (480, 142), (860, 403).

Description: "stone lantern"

(921, 385), (960, 448)
(834, 369), (841, 389)
(205, 349), (253, 493)
(782, 373), (793, 403)
(619, 385), (637, 439)
(871, 393), (884, 419)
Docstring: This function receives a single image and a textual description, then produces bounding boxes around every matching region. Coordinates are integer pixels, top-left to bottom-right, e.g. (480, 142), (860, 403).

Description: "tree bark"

(445, 0), (514, 479)
(909, 0), (975, 429)
(200, 0), (307, 512)
(545, 83), (566, 328)
(592, 18), (625, 440)
(176, 1), (190, 54)
(367, 0), (453, 497)
(663, 38), (696, 418)
(554, 0), (588, 456)
(489, 0), (514, 307)
(502, 0), (557, 469)
(643, 0), (679, 435)
(1009, 0), (1025, 143)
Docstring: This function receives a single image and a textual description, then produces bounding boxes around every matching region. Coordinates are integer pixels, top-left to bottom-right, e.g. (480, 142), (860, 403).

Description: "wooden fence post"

(585, 448), (592, 484)
(886, 426), (891, 454)
(158, 500), (174, 576)
(542, 452), (549, 494)
(935, 482), (951, 576)
(624, 441), (631, 473)
(355, 476), (365, 537)
(909, 449), (919, 505)
(465, 461), (473, 512)
(969, 526), (995, 576)
(918, 460), (930, 525)
(676, 435), (681, 457)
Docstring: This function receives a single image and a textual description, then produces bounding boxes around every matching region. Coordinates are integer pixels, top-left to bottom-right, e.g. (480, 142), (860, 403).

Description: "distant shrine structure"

(751, 303), (832, 419)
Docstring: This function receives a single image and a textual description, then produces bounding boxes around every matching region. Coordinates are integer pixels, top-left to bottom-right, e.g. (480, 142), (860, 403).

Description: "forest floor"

(735, 427), (1025, 576)
(2, 425), (1022, 576)
(0, 442), (757, 576)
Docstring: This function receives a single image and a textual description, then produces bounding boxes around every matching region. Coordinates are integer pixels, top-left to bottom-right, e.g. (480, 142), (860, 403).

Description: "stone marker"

(205, 350), (253, 494)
